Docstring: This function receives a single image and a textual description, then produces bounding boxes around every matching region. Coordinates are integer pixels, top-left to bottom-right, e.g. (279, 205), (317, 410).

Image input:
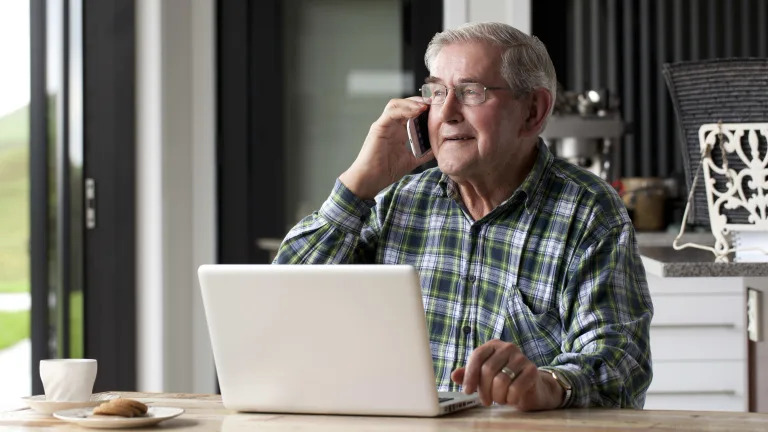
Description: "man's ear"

(520, 88), (552, 138)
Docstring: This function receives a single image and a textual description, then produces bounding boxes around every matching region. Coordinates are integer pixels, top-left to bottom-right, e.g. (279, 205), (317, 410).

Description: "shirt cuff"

(319, 179), (376, 235)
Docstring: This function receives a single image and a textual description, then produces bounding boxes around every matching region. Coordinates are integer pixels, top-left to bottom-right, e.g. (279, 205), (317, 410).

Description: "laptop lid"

(198, 264), (473, 417)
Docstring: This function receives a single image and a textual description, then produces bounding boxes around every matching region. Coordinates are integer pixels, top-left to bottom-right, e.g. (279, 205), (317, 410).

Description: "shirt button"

(463, 326), (471, 335)
(468, 275), (476, 282)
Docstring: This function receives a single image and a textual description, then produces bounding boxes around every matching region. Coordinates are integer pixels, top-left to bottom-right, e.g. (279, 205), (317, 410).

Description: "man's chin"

(435, 158), (472, 178)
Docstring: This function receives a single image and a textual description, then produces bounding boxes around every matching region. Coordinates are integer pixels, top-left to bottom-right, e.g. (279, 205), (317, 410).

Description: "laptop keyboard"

(438, 397), (454, 403)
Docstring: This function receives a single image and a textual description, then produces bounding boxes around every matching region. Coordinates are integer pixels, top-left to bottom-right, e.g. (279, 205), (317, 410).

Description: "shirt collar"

(514, 138), (552, 214)
(435, 138), (553, 214)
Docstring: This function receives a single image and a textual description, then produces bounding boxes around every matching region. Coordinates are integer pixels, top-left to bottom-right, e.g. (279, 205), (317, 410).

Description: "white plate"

(53, 406), (184, 429)
(21, 393), (119, 415)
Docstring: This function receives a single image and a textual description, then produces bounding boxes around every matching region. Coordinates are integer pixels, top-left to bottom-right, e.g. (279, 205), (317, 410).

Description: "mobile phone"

(406, 108), (431, 157)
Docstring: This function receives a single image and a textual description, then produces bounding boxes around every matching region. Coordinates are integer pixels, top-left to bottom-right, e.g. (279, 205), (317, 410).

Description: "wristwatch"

(540, 368), (573, 408)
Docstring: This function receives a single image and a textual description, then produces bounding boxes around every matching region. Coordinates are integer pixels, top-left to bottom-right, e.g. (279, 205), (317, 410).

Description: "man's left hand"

(450, 339), (564, 411)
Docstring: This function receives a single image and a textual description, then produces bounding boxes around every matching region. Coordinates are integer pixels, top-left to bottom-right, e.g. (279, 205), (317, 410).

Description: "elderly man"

(275, 22), (653, 411)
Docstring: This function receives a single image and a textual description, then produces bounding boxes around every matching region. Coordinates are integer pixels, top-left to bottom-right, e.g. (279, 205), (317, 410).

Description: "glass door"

(0, 0), (32, 403)
(28, 0), (86, 395)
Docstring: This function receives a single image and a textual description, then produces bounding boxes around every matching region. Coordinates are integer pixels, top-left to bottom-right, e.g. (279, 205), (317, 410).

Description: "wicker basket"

(662, 58), (768, 226)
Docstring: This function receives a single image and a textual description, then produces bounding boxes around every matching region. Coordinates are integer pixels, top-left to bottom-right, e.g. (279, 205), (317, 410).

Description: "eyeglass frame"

(419, 82), (513, 106)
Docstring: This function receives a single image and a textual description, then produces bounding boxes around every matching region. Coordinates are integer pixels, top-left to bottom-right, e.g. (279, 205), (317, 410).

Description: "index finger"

(380, 98), (428, 124)
(461, 344), (497, 394)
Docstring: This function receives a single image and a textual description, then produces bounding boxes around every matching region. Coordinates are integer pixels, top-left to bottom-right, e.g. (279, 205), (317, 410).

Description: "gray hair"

(424, 22), (557, 113)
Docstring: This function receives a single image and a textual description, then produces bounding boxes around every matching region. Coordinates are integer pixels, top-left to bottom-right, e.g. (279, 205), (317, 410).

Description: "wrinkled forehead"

(427, 42), (505, 85)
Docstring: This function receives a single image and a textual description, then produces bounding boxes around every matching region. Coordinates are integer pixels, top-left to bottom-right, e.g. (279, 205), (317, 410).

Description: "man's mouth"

(443, 135), (475, 142)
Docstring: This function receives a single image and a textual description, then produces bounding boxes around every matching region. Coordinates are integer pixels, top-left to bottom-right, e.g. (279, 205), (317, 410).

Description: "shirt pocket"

(503, 288), (562, 365)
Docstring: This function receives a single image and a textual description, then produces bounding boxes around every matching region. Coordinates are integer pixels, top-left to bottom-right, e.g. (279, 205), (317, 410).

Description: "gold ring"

(501, 366), (517, 382)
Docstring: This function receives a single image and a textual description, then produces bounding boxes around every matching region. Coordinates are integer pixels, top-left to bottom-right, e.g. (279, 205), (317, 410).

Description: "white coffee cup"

(40, 359), (98, 401)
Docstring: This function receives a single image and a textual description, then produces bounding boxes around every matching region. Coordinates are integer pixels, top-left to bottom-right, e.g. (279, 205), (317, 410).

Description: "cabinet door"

(651, 327), (745, 361)
(644, 394), (746, 412)
(652, 295), (745, 328)
(646, 274), (747, 411)
(648, 361), (746, 394)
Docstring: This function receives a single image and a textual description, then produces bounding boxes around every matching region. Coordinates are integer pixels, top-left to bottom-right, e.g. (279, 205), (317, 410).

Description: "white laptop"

(198, 264), (480, 417)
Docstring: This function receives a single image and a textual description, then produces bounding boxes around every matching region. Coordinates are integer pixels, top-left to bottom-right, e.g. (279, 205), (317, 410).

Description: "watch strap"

(539, 367), (573, 409)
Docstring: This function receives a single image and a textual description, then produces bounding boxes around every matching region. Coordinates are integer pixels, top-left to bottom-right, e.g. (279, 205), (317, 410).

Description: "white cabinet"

(644, 274), (748, 412)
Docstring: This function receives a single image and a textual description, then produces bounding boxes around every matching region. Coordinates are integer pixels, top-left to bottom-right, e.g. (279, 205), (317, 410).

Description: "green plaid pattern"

(276, 141), (653, 408)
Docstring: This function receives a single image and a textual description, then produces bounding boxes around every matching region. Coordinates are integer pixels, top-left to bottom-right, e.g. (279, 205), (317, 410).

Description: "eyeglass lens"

(421, 83), (487, 105)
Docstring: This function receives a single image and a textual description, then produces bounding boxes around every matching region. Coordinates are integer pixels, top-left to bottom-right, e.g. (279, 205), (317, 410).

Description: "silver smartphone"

(406, 109), (431, 157)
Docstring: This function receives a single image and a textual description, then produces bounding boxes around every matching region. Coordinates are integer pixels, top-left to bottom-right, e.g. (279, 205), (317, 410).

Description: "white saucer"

(53, 406), (184, 429)
(21, 393), (119, 415)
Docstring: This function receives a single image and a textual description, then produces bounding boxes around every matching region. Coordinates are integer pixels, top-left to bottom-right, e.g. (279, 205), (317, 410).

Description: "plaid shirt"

(275, 141), (653, 408)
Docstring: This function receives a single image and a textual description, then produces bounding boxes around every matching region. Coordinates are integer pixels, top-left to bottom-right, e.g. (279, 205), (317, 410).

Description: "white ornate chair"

(674, 122), (768, 262)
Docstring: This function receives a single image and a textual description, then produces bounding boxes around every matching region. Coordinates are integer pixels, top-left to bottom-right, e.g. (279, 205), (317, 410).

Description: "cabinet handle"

(646, 390), (737, 396)
(651, 323), (737, 329)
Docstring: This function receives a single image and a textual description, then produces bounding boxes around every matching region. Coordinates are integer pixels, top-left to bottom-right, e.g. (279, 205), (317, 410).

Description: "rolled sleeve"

(319, 179), (376, 235)
(554, 223), (654, 408)
(274, 179), (378, 264)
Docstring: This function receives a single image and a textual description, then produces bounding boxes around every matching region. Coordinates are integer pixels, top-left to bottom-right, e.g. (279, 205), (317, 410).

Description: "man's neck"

(454, 142), (539, 221)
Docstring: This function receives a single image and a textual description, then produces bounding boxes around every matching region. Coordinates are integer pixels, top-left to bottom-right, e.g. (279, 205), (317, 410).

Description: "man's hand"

(451, 339), (565, 411)
(338, 98), (435, 200)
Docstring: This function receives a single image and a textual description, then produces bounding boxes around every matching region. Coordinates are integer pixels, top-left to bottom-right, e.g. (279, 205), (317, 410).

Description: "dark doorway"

(217, 0), (443, 266)
(30, 0), (136, 394)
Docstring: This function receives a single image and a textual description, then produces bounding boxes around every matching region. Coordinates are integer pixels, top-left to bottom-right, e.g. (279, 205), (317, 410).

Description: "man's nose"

(438, 89), (463, 123)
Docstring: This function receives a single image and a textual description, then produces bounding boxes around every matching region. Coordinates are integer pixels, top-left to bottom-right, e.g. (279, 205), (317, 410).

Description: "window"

(0, 0), (32, 400)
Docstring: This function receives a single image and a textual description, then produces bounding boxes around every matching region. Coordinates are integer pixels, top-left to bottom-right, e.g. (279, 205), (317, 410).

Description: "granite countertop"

(640, 246), (768, 278)
(635, 231), (716, 247)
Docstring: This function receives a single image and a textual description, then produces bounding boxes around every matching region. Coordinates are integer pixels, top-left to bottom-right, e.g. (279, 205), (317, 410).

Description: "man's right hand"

(338, 98), (435, 200)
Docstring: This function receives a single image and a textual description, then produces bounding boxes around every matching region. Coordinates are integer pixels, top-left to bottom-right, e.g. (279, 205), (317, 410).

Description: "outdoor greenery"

(0, 310), (29, 350)
(0, 145), (29, 294)
(70, 290), (83, 358)
(0, 104), (84, 355)
(0, 104), (30, 348)
(0, 104), (27, 151)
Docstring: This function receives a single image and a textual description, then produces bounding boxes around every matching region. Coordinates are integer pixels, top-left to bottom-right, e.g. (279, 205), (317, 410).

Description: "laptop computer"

(198, 264), (480, 417)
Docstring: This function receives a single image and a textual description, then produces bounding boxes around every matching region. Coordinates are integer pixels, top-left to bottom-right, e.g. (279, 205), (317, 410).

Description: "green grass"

(0, 280), (27, 293)
(0, 105), (32, 349)
(0, 310), (30, 350)
(70, 290), (83, 358)
(0, 105), (28, 151)
(0, 105), (29, 295)
(0, 104), (83, 355)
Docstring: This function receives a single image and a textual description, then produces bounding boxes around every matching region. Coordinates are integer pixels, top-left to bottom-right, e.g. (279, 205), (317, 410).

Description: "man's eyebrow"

(424, 76), (484, 84)
(456, 77), (483, 83)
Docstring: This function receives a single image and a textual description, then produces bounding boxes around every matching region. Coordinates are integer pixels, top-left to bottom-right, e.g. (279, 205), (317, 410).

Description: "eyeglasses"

(420, 82), (510, 106)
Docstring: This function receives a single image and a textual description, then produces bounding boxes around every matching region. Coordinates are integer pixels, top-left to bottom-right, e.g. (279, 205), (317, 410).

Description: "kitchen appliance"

(542, 88), (625, 180)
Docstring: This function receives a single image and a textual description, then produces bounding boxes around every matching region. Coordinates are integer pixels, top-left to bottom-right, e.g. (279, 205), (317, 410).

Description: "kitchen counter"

(640, 246), (768, 278)
(635, 231), (714, 248)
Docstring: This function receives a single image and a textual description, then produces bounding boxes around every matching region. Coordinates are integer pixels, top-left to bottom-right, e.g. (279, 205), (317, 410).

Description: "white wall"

(444, 0), (531, 33)
(136, 0), (216, 393)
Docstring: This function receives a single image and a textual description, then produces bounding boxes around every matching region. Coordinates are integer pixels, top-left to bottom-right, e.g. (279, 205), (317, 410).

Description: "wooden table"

(3, 392), (768, 431)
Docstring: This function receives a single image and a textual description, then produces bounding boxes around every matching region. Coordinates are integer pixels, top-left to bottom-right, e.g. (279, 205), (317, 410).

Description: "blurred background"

(1, 0), (767, 413)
